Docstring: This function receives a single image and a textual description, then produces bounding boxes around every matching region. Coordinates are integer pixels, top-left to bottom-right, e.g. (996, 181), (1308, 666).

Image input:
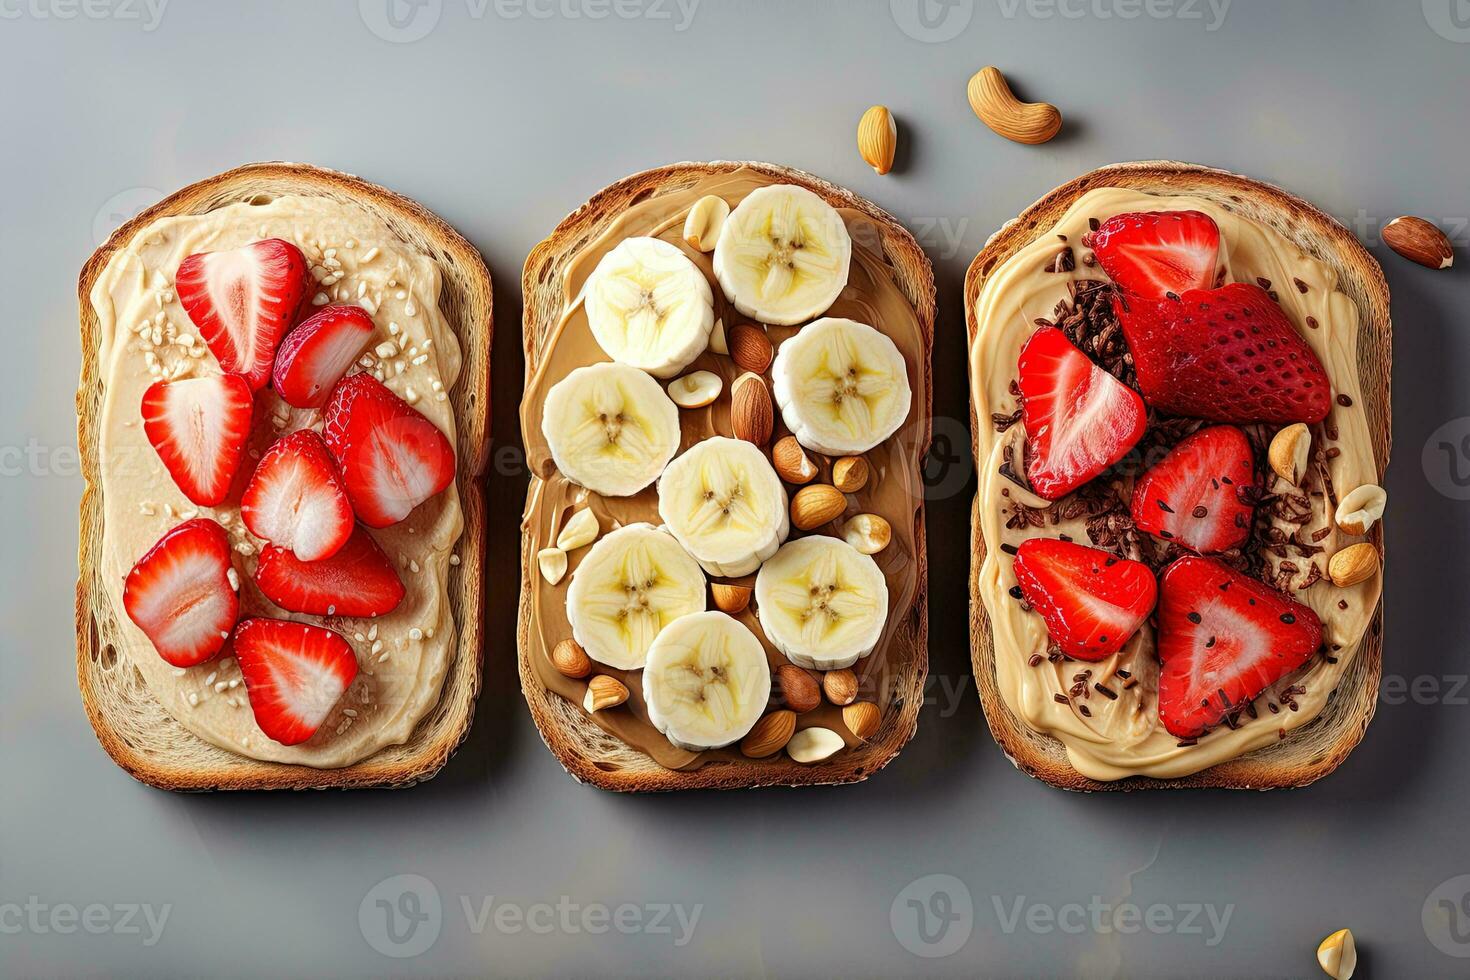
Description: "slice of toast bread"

(965, 161), (1390, 791)
(77, 162), (491, 790)
(518, 161), (935, 790)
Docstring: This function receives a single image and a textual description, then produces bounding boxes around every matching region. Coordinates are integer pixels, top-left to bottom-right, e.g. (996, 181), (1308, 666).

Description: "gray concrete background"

(2, 0), (1468, 976)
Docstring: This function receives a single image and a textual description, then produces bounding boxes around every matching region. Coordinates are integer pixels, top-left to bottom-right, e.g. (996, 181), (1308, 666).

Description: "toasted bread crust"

(965, 161), (1390, 791)
(76, 162), (491, 791)
(518, 161), (935, 791)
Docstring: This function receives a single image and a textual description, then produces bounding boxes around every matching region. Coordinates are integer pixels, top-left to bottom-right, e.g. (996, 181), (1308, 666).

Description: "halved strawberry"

(1131, 425), (1255, 554)
(255, 524), (405, 618)
(176, 239), (309, 391)
(1114, 283), (1332, 424)
(1083, 210), (1219, 300)
(272, 305), (376, 409)
(140, 374), (255, 506)
(232, 618), (359, 746)
(123, 518), (239, 667)
(322, 374), (456, 527)
(1156, 556), (1322, 739)
(1012, 538), (1157, 661)
(240, 429), (353, 562)
(1018, 326), (1147, 500)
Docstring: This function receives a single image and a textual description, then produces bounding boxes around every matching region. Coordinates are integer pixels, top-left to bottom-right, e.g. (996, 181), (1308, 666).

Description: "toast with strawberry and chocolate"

(967, 162), (1389, 791)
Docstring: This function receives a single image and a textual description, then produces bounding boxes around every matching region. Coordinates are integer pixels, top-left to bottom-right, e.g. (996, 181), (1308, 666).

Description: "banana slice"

(755, 535), (889, 670)
(566, 523), (707, 670)
(657, 436), (789, 577)
(643, 611), (772, 751)
(542, 361), (681, 497)
(771, 317), (912, 455)
(585, 236), (714, 378)
(713, 184), (852, 326)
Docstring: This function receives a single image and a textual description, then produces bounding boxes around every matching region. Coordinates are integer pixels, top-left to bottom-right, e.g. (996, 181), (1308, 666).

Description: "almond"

(583, 674), (629, 712)
(791, 484), (846, 530)
(857, 105), (897, 176)
(711, 582), (752, 614)
(775, 663), (822, 713)
(740, 709), (796, 758)
(1335, 484), (1386, 536)
(728, 323), (774, 374)
(536, 546), (568, 586)
(709, 317), (729, 356)
(772, 435), (818, 485)
(1328, 543), (1378, 588)
(842, 700), (881, 741)
(1382, 216), (1453, 270)
(551, 638), (592, 678)
(822, 668), (858, 706)
(786, 727), (845, 763)
(1268, 423), (1311, 485)
(831, 455), (870, 493)
(729, 372), (773, 446)
(667, 370), (723, 409)
(967, 66), (1062, 145)
(1316, 929), (1357, 980)
(682, 195), (730, 253)
(843, 513), (892, 555)
(556, 508), (600, 551)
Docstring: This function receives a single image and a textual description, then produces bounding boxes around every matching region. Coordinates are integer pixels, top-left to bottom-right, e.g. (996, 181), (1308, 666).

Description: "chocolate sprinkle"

(1337, 394), (1353, 407)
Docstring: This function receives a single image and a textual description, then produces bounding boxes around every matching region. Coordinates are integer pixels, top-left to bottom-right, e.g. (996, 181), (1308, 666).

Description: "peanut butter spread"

(971, 188), (1382, 781)
(91, 196), (464, 768)
(520, 168), (928, 770)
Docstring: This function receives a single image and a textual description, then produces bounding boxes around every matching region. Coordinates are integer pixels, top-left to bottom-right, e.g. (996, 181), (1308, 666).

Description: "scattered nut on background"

(967, 66), (1062, 145)
(1316, 928), (1357, 979)
(857, 105), (897, 175)
(1382, 215), (1453, 269)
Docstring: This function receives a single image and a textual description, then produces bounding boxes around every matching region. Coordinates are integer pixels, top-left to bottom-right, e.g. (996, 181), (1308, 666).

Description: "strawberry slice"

(1114, 283), (1332, 424)
(272, 305), (376, 409)
(1012, 538), (1157, 661)
(1018, 326), (1147, 500)
(232, 617), (359, 746)
(123, 518), (239, 667)
(240, 430), (354, 562)
(1083, 210), (1220, 300)
(1131, 425), (1256, 554)
(255, 524), (405, 618)
(1156, 556), (1323, 739)
(176, 239), (309, 390)
(322, 374), (455, 528)
(140, 374), (255, 506)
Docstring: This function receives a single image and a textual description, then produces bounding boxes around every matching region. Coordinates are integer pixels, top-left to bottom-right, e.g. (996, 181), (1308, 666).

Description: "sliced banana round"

(657, 436), (789, 578)
(713, 184), (852, 326)
(584, 236), (714, 378)
(771, 317), (912, 455)
(755, 534), (889, 670)
(643, 611), (772, 751)
(565, 523), (707, 670)
(542, 361), (681, 497)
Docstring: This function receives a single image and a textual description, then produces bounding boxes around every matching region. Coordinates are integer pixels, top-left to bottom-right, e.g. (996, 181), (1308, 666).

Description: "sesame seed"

(449, 554), (460, 566)
(227, 568), (240, 591)
(409, 627), (423, 641)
